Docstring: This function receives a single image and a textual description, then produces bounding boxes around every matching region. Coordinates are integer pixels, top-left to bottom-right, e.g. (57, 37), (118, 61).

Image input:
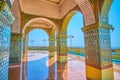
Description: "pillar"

(48, 37), (56, 80)
(0, 2), (15, 80)
(56, 35), (68, 80)
(22, 36), (28, 80)
(0, 18), (11, 80)
(9, 33), (22, 80)
(82, 22), (114, 80)
(49, 37), (55, 57)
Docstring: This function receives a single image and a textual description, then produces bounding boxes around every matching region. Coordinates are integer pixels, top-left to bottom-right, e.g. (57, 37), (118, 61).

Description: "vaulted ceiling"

(18, 0), (77, 19)
(45, 0), (61, 4)
(12, 0), (105, 33)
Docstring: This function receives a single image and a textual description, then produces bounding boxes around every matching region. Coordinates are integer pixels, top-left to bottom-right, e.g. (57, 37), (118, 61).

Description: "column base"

(86, 65), (114, 80)
(48, 56), (55, 80)
(57, 55), (67, 62)
(57, 62), (67, 80)
(48, 63), (55, 80)
(8, 64), (21, 80)
(49, 52), (55, 57)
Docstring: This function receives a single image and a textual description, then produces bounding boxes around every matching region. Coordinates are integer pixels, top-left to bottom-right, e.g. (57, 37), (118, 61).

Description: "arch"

(61, 11), (83, 34)
(49, 28), (55, 37)
(23, 17), (58, 35)
(24, 27), (50, 38)
(75, 0), (96, 26)
(101, 0), (113, 23)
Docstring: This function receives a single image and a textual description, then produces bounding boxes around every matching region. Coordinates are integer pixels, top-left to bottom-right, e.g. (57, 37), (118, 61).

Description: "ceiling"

(18, 0), (66, 19)
(46, 0), (61, 4)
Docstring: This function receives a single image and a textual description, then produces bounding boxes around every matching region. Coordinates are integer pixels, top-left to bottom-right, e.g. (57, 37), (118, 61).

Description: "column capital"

(11, 33), (23, 36)
(0, 4), (15, 25)
(0, 0), (6, 12)
(11, 33), (23, 41)
(49, 38), (55, 41)
(56, 35), (67, 39)
(82, 22), (114, 32)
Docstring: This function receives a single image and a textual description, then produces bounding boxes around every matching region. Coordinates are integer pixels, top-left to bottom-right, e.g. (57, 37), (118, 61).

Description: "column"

(49, 37), (55, 57)
(56, 35), (68, 80)
(22, 36), (28, 80)
(9, 33), (22, 80)
(82, 22), (114, 80)
(0, 21), (11, 80)
(48, 37), (56, 80)
(0, 2), (15, 80)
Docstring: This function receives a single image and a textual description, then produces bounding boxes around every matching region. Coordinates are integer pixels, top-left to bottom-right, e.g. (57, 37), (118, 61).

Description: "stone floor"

(26, 50), (120, 80)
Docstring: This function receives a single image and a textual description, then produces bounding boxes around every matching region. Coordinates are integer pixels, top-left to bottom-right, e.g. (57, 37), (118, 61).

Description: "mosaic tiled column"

(49, 37), (55, 57)
(0, 21), (11, 80)
(9, 33), (22, 64)
(48, 37), (56, 79)
(9, 33), (22, 80)
(82, 22), (114, 80)
(56, 35), (68, 80)
(0, 2), (14, 80)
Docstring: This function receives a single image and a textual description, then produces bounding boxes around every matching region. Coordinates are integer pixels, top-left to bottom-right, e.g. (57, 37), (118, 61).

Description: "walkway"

(26, 50), (120, 80)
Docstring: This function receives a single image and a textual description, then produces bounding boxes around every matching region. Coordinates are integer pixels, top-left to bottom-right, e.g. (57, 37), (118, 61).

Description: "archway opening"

(22, 17), (57, 80)
(109, 0), (120, 79)
(67, 12), (85, 51)
(61, 11), (86, 79)
(28, 29), (49, 51)
(26, 28), (49, 80)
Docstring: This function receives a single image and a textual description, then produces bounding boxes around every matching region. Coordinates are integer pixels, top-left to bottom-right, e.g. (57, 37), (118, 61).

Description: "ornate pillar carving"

(82, 22), (114, 80)
(56, 34), (67, 80)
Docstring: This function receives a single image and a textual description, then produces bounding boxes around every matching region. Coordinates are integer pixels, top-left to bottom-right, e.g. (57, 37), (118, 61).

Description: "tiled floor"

(26, 50), (120, 80)
(67, 57), (86, 80)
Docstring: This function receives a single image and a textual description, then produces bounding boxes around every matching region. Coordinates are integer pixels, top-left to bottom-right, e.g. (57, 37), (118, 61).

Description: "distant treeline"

(28, 46), (120, 60)
(28, 46), (49, 50)
(28, 46), (120, 52)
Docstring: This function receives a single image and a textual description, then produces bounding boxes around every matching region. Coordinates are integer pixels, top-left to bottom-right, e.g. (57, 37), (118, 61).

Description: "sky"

(28, 29), (49, 46)
(109, 0), (120, 48)
(28, 0), (120, 48)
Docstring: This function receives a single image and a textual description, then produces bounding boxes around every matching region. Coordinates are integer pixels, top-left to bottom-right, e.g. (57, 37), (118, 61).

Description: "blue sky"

(28, 29), (49, 46)
(109, 0), (120, 48)
(28, 0), (120, 48)
(67, 12), (84, 47)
